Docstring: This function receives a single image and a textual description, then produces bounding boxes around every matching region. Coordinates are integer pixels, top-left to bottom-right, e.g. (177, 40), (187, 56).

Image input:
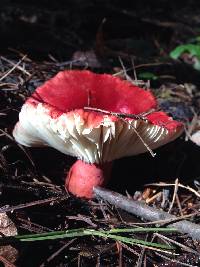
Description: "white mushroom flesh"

(13, 103), (182, 164)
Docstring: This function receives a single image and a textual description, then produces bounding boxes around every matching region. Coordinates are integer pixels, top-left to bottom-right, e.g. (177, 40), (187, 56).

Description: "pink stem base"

(65, 160), (112, 199)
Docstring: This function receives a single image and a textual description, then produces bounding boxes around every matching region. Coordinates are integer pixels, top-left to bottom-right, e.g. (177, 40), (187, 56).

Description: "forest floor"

(1, 1), (200, 266)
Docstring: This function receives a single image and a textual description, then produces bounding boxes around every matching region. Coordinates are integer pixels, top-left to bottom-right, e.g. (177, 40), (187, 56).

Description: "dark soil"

(1, 1), (200, 266)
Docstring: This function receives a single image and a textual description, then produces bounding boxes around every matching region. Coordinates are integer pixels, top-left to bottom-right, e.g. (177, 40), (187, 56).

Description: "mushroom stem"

(65, 160), (112, 199)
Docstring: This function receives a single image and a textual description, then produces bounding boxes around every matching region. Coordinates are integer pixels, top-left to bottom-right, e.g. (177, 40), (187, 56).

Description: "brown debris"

(0, 53), (200, 266)
(0, 213), (18, 266)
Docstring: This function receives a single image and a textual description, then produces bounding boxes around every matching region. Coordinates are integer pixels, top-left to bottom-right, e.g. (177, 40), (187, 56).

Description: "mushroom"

(13, 70), (183, 198)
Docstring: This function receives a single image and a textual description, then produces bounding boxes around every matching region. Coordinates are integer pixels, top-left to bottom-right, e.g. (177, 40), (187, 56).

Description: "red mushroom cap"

(13, 70), (183, 164)
(29, 70), (157, 115)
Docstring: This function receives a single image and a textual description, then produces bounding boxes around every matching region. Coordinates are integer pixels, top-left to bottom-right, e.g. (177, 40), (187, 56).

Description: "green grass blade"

(0, 227), (176, 250)
(1, 228), (87, 242)
(105, 227), (177, 234)
(19, 232), (89, 241)
(83, 230), (175, 250)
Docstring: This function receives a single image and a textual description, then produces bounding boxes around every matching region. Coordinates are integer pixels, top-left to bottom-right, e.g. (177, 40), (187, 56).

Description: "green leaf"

(170, 44), (200, 59)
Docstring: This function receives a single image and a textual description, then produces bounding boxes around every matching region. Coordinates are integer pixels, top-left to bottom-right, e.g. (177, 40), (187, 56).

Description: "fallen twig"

(94, 187), (200, 241)
(168, 178), (179, 213)
(0, 195), (67, 213)
(146, 182), (200, 198)
(154, 252), (198, 267)
(0, 55), (30, 82)
(39, 239), (76, 267)
(83, 107), (155, 120)
(0, 128), (36, 168)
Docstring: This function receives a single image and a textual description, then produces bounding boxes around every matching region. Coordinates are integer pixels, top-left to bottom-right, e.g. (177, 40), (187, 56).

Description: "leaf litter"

(0, 53), (200, 266)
